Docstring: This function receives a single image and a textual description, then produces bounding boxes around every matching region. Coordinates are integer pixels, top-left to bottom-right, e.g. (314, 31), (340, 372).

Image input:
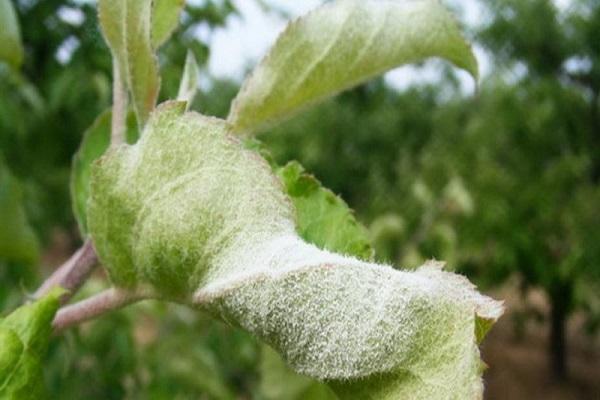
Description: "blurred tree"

(471, 0), (600, 379)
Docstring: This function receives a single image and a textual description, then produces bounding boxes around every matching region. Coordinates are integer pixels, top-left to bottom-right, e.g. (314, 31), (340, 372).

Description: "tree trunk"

(549, 282), (572, 380)
(550, 296), (567, 380)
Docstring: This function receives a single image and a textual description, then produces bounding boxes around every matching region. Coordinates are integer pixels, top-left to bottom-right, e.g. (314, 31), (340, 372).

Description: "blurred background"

(0, 0), (599, 398)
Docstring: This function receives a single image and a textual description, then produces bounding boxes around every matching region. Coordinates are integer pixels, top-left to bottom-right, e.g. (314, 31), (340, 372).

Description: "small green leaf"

(228, 0), (478, 134)
(98, 0), (160, 127)
(277, 161), (374, 260)
(0, 289), (64, 399)
(177, 50), (200, 110)
(71, 109), (138, 235)
(0, 156), (39, 265)
(475, 315), (496, 344)
(0, 0), (24, 69)
(151, 0), (185, 48)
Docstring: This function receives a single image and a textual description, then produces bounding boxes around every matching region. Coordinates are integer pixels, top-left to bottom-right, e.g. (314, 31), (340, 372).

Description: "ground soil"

(483, 283), (600, 400)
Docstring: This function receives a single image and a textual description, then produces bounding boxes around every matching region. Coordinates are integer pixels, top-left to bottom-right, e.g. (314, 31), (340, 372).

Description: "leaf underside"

(228, 0), (478, 134)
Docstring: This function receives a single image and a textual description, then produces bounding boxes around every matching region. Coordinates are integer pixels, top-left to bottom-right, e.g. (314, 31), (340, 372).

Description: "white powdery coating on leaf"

(88, 101), (296, 295)
(89, 103), (502, 399)
(197, 235), (501, 396)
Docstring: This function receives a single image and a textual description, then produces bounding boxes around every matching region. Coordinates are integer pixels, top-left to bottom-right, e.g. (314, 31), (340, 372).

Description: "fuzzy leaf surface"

(88, 104), (502, 399)
(0, 289), (63, 399)
(98, 0), (160, 127)
(263, 161), (374, 399)
(0, 0), (23, 68)
(71, 109), (138, 235)
(228, 0), (478, 134)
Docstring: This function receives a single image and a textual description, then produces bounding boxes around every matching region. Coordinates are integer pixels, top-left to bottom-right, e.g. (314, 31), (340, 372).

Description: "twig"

(34, 239), (98, 305)
(52, 288), (148, 333)
(111, 60), (127, 146)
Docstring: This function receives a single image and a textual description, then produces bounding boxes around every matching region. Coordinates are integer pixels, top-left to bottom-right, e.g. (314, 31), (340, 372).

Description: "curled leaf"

(88, 104), (502, 399)
(228, 0), (478, 134)
(98, 0), (160, 127)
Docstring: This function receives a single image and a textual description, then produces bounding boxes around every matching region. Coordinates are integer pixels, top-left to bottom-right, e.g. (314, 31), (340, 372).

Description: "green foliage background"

(0, 0), (598, 397)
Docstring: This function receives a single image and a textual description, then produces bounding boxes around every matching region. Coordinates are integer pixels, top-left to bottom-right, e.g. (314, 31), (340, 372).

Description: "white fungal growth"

(88, 103), (503, 399)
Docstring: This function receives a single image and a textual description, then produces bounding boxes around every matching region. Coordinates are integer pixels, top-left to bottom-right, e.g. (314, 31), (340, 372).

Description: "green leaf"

(277, 161), (374, 260)
(0, 156), (39, 265)
(71, 109), (138, 235)
(228, 0), (478, 134)
(151, 0), (185, 48)
(0, 0), (24, 69)
(177, 50), (200, 110)
(474, 315), (496, 344)
(98, 0), (160, 127)
(88, 103), (502, 399)
(0, 289), (64, 399)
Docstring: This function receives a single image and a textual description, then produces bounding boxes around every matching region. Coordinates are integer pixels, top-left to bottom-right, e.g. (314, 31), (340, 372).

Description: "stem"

(52, 288), (148, 333)
(34, 239), (98, 305)
(111, 60), (127, 146)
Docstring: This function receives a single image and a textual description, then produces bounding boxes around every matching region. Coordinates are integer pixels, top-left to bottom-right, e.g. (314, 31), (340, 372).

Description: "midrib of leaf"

(228, 0), (478, 134)
(126, 1), (156, 126)
(284, 4), (354, 104)
(342, 7), (388, 81)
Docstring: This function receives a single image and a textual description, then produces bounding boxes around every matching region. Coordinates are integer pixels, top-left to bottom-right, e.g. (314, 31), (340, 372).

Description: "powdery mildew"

(88, 104), (503, 399)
